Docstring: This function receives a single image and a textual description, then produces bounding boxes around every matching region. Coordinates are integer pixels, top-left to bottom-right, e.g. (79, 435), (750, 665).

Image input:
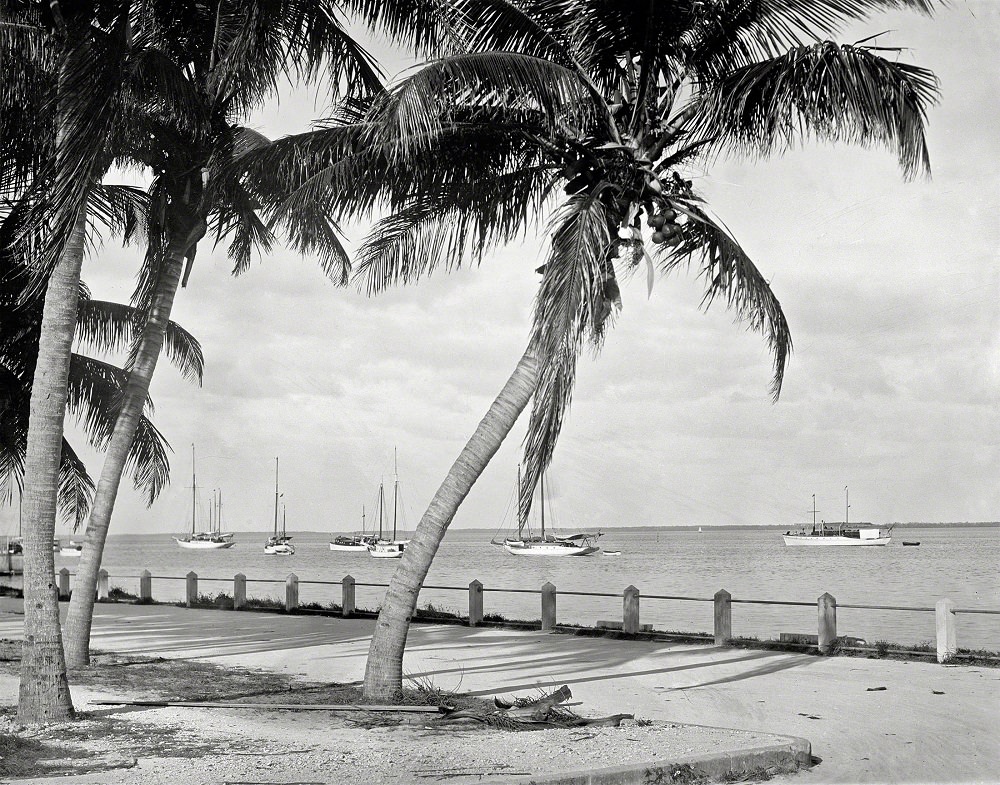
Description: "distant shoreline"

(94, 521), (1000, 538)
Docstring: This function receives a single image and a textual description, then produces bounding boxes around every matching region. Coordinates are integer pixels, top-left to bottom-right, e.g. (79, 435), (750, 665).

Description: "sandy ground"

(1, 599), (998, 784)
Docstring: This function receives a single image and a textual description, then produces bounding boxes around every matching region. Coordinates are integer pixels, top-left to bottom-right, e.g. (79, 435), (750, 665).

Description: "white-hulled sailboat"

(173, 445), (236, 549)
(264, 457), (294, 555)
(368, 452), (409, 559)
(495, 469), (601, 557)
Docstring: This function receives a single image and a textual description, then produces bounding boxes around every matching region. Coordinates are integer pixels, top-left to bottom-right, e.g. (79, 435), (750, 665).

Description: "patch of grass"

(414, 602), (461, 621)
(104, 586), (139, 602)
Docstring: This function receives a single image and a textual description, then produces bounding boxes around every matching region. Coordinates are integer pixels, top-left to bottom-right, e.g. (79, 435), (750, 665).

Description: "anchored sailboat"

(173, 445), (235, 549)
(495, 468), (602, 557)
(368, 451), (409, 559)
(264, 457), (294, 555)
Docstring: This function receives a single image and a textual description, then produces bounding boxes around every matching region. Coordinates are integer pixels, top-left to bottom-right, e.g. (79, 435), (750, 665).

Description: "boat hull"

(503, 541), (600, 556)
(782, 534), (891, 547)
(264, 545), (295, 555)
(173, 537), (236, 550)
(328, 542), (369, 552)
(368, 541), (405, 558)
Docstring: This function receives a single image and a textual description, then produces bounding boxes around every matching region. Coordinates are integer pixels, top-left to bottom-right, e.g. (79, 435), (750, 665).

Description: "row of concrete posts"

(64, 569), (964, 664)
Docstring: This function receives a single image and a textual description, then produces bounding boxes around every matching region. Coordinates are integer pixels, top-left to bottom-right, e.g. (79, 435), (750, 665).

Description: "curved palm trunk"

(17, 209), (87, 724)
(362, 347), (540, 702)
(64, 236), (191, 667)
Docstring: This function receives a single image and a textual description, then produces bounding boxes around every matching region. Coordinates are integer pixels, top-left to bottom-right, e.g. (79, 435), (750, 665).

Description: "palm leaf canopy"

(245, 0), (939, 513)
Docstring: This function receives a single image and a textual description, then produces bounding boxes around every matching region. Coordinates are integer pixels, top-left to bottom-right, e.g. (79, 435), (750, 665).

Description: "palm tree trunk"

(362, 347), (540, 702)
(64, 237), (190, 667)
(16, 208), (87, 725)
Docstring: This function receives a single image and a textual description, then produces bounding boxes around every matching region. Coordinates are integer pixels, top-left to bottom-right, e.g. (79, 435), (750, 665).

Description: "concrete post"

(233, 573), (246, 610)
(186, 571), (198, 607)
(139, 570), (152, 602)
(714, 589), (732, 645)
(936, 598), (957, 663)
(623, 585), (640, 634)
(818, 592), (837, 653)
(468, 579), (484, 627)
(285, 574), (299, 611)
(58, 568), (70, 599)
(97, 569), (109, 601)
(342, 575), (356, 617)
(541, 582), (557, 631)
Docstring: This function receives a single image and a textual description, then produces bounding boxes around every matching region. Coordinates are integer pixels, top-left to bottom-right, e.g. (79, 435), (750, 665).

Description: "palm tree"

(62, 0), (470, 667)
(1, 0), (146, 723)
(258, 0), (938, 700)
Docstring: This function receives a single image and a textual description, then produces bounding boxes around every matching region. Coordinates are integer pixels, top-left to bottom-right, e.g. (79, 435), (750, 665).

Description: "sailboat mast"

(540, 473), (545, 539)
(845, 486), (849, 529)
(377, 483), (385, 538)
(273, 457), (279, 537)
(217, 490), (223, 534)
(191, 444), (196, 536)
(392, 449), (398, 540)
(516, 466), (525, 536)
(811, 494), (817, 534)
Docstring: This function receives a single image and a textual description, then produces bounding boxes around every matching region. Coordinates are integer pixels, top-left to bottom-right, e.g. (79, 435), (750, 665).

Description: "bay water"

(36, 526), (1000, 651)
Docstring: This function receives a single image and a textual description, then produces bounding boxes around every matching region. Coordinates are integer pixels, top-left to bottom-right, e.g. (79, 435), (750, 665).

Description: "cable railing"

(46, 566), (998, 665)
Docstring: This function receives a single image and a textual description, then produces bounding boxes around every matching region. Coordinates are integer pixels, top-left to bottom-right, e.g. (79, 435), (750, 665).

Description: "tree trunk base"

(17, 636), (75, 724)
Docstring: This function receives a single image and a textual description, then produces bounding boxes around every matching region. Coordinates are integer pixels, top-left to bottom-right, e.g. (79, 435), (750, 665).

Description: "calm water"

(31, 526), (1000, 650)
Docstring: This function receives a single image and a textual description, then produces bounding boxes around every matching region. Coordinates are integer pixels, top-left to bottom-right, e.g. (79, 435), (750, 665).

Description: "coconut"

(651, 231), (667, 244)
(647, 213), (666, 229)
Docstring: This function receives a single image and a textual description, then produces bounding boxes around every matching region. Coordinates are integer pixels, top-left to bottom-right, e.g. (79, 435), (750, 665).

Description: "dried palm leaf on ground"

(439, 685), (633, 730)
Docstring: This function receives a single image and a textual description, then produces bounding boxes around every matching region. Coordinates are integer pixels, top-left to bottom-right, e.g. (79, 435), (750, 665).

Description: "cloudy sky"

(5, 2), (997, 538)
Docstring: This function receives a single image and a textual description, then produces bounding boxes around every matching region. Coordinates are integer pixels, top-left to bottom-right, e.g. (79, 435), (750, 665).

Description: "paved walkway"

(2, 599), (998, 783)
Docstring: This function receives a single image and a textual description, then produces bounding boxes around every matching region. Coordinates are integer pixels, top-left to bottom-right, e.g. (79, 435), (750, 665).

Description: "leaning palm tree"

(1, 0), (147, 723)
(62, 0), (468, 667)
(258, 0), (938, 700)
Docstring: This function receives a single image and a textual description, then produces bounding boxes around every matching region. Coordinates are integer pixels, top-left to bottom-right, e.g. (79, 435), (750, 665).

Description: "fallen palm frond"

(438, 684), (632, 730)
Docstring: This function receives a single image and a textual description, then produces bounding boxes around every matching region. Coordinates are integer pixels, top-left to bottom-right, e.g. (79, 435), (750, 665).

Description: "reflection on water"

(10, 526), (1000, 650)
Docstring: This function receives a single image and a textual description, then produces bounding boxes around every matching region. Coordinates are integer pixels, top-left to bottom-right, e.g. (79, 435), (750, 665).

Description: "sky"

(4, 1), (998, 538)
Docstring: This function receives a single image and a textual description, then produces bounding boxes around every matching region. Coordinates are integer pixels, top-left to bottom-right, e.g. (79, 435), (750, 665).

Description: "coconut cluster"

(647, 205), (681, 245)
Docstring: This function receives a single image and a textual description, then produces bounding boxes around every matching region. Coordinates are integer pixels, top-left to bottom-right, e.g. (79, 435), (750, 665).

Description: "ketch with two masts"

(264, 457), (294, 555)
(368, 451), (409, 559)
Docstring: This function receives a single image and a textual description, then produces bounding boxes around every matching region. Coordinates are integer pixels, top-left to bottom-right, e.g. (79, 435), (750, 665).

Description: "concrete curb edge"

(495, 734), (812, 785)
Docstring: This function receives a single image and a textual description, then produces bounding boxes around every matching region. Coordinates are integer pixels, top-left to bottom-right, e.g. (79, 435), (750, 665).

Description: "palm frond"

(87, 183), (148, 243)
(373, 52), (603, 159)
(696, 41), (938, 179)
(56, 439), (94, 531)
(162, 320), (204, 385)
(655, 200), (792, 401)
(125, 413), (170, 506)
(520, 193), (617, 517)
(684, 0), (936, 76)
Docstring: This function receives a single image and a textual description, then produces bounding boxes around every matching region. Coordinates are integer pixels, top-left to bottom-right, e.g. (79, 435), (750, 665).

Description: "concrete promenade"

(1, 599), (998, 783)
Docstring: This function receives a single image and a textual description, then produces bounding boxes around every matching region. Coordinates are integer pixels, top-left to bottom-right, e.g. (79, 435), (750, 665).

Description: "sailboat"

(264, 457), (294, 555)
(329, 506), (375, 552)
(173, 445), (236, 549)
(495, 469), (601, 557)
(368, 452), (409, 559)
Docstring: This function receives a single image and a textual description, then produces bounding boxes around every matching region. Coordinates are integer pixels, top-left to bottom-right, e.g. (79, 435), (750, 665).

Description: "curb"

(493, 733), (812, 785)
